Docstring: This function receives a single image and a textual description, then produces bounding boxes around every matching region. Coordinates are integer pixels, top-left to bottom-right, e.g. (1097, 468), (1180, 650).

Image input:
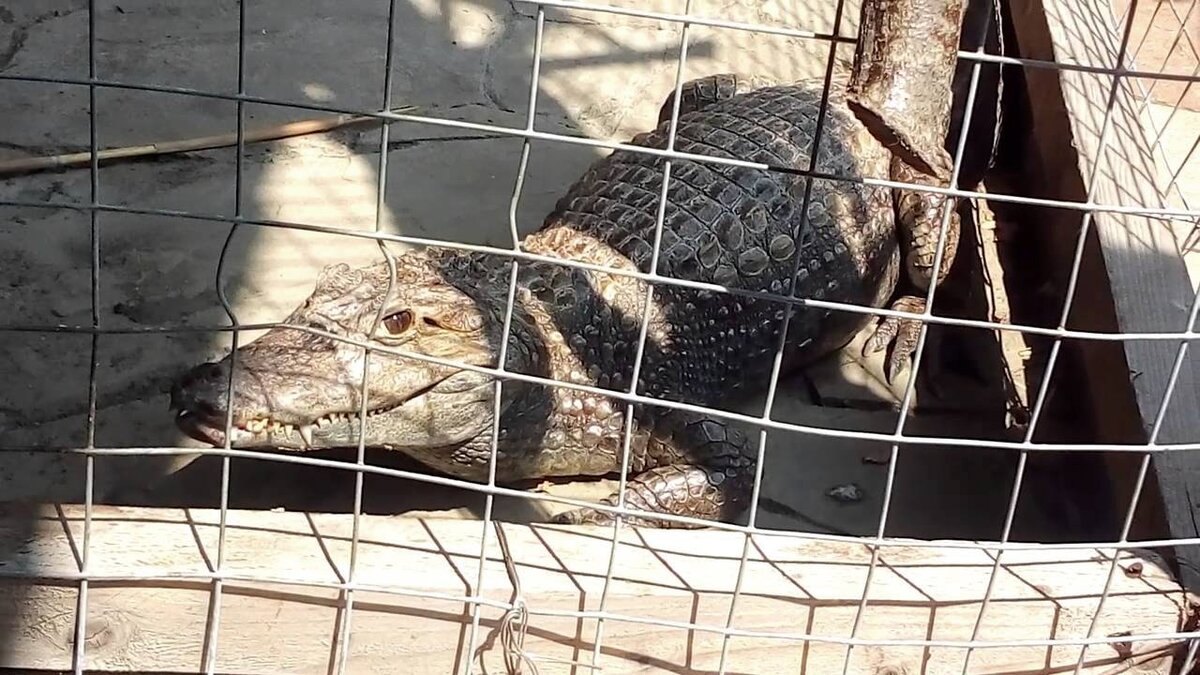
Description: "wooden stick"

(0, 105), (417, 178)
(972, 190), (1033, 426)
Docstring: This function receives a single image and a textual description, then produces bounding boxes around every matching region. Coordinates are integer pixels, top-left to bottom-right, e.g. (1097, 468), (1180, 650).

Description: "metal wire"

(1182, 637), (1200, 673)
(8, 217), (1200, 344)
(587, 5), (696, 667)
(328, 0), (405, 670)
(4, 71), (1200, 220)
(70, 0), (101, 672)
(959, 4), (1148, 672)
(716, 1), (850, 671)
(18, 317), (1200, 456)
(1119, 0), (1200, 254)
(839, 4), (999, 669)
(462, 5), (547, 670)
(5, 0), (1200, 672)
(4, 557), (1195, 650)
(201, 0), (249, 671)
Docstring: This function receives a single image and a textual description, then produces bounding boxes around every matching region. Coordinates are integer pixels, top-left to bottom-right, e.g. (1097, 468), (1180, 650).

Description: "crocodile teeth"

(298, 424), (315, 447)
(221, 408), (398, 439)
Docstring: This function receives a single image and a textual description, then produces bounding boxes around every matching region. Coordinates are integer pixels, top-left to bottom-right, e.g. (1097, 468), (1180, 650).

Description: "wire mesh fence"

(1, 0), (1199, 673)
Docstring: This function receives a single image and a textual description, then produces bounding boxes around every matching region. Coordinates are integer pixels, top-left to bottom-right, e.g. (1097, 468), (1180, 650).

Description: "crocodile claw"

(550, 507), (614, 526)
(550, 506), (696, 529)
(551, 499), (677, 528)
(863, 295), (927, 385)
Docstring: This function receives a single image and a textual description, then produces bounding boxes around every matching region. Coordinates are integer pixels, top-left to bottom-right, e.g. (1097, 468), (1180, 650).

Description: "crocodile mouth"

(173, 377), (455, 448)
(174, 405), (404, 448)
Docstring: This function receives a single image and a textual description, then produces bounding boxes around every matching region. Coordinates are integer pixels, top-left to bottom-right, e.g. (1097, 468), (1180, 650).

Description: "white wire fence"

(1113, 0), (1200, 252)
(1, 0), (1199, 673)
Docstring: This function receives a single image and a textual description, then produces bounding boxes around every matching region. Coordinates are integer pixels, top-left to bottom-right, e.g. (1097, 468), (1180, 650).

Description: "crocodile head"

(169, 252), (512, 451)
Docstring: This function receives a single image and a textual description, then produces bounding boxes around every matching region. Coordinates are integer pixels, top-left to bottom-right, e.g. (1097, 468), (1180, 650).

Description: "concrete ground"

(0, 0), (1104, 542)
(1112, 0), (1200, 282)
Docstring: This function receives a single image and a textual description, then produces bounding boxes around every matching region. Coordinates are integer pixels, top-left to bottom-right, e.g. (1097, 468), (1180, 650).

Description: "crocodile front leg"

(864, 154), (961, 383)
(551, 409), (756, 528)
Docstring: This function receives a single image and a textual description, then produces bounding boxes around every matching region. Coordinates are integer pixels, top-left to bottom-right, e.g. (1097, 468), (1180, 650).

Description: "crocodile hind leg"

(864, 155), (961, 384)
(657, 73), (779, 124)
(551, 409), (756, 528)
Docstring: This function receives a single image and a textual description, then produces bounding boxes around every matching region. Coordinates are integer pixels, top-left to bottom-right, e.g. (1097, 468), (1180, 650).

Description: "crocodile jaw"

(173, 369), (496, 451)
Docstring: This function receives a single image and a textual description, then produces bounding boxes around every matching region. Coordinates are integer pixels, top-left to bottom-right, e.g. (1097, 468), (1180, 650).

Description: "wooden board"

(1007, 0), (1200, 589)
(0, 504), (1192, 674)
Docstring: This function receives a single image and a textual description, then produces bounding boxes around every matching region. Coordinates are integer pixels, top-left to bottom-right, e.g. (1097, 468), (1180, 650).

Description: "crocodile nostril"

(179, 362), (225, 389)
(192, 400), (219, 417)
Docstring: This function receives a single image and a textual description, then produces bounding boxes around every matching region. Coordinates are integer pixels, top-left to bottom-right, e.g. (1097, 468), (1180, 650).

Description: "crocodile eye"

(381, 310), (413, 336)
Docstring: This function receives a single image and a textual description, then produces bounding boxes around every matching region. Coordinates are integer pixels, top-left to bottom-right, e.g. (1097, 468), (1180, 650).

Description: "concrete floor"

(0, 0), (1109, 542)
(1112, 0), (1200, 281)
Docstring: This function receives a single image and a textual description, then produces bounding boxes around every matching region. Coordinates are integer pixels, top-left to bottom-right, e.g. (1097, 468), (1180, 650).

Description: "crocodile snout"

(169, 357), (277, 425)
(169, 361), (229, 414)
(168, 360), (235, 445)
(169, 348), (370, 449)
(170, 357), (305, 446)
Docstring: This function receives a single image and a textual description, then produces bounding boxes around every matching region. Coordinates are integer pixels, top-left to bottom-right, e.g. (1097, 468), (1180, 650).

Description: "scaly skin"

(169, 75), (961, 528)
(847, 0), (968, 180)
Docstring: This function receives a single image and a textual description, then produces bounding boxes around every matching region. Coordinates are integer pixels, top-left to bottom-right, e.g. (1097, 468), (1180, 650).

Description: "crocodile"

(169, 73), (961, 528)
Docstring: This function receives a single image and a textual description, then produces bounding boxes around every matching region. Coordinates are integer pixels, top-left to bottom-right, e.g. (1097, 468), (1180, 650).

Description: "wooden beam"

(1006, 0), (1200, 589)
(0, 504), (1192, 674)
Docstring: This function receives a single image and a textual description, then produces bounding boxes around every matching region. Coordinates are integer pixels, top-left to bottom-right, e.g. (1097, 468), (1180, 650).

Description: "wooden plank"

(1007, 0), (1200, 589)
(0, 504), (1192, 674)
